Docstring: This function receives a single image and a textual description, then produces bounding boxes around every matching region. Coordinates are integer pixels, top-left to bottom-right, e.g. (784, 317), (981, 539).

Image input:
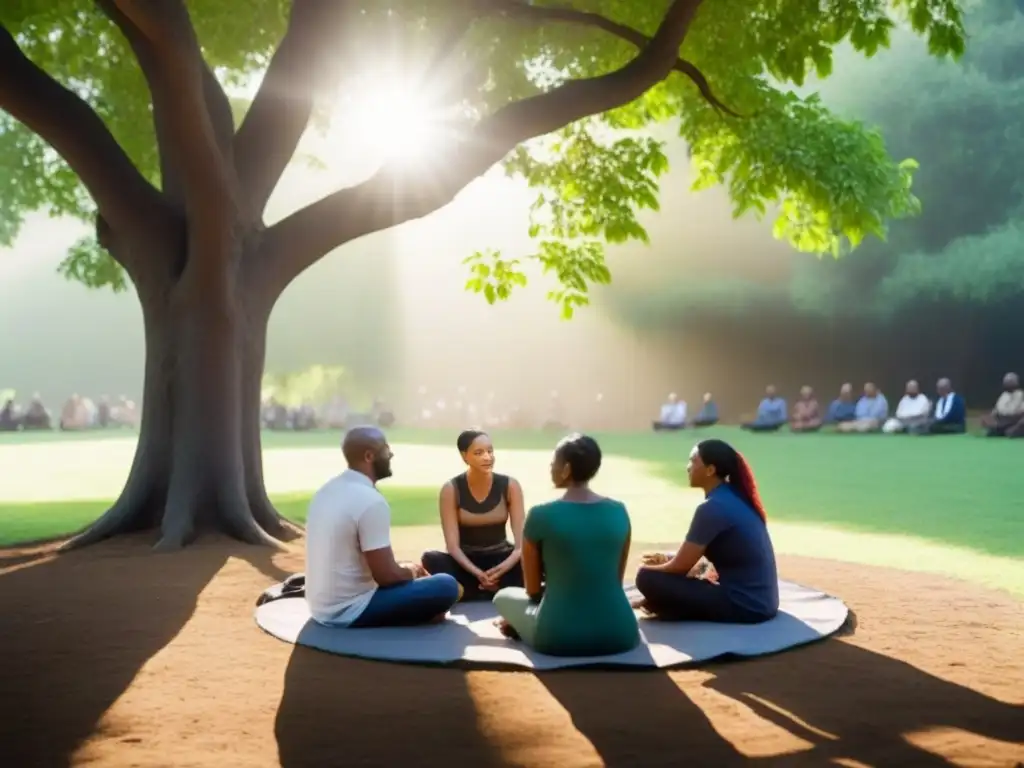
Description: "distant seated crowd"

(652, 372), (1024, 438)
(0, 393), (139, 432)
(260, 396), (395, 432)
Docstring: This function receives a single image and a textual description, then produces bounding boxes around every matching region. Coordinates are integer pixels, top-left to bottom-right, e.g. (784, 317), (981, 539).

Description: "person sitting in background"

(371, 397), (396, 428)
(262, 397), (289, 430)
(653, 393), (687, 431)
(824, 383), (858, 425)
(790, 386), (822, 433)
(110, 396), (139, 429)
(633, 439), (778, 624)
(79, 397), (98, 427)
(883, 380), (931, 434)
(741, 386), (787, 432)
(305, 427), (461, 628)
(692, 393), (719, 427)
(0, 398), (20, 431)
(59, 394), (89, 431)
(837, 382), (888, 433)
(493, 434), (640, 656)
(21, 394), (51, 430)
(422, 431), (525, 600)
(924, 378), (966, 435)
(982, 372), (1024, 437)
(97, 396), (111, 428)
(292, 402), (318, 431)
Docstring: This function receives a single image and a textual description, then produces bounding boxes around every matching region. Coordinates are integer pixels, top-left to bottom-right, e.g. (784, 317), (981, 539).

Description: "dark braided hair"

(696, 439), (767, 522)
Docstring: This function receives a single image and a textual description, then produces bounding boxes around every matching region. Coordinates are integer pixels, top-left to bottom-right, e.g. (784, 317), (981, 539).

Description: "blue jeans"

(349, 574), (461, 628)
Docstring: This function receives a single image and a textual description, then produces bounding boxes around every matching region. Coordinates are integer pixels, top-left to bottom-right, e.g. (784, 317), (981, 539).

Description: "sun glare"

(345, 81), (448, 167)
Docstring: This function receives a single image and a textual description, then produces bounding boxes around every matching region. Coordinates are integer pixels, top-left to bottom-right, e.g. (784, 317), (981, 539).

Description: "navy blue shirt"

(686, 484), (779, 618)
(825, 399), (857, 423)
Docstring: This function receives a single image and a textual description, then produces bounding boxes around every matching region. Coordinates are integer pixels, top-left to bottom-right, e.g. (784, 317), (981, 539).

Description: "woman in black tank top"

(421, 430), (526, 600)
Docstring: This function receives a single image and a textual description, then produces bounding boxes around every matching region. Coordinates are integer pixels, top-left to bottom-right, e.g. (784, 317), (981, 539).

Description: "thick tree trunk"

(239, 283), (303, 542)
(62, 240), (298, 552)
(61, 292), (176, 548)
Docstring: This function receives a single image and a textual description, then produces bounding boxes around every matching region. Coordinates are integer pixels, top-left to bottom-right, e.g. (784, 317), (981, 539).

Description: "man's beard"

(372, 456), (392, 481)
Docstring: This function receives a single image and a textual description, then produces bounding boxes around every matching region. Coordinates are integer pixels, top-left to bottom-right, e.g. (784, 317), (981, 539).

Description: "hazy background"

(2, 1), (1022, 427)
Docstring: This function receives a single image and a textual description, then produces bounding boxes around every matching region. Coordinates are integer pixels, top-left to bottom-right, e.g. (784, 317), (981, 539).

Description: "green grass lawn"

(1, 427), (1021, 593)
(645, 430), (1024, 561)
(0, 486), (440, 547)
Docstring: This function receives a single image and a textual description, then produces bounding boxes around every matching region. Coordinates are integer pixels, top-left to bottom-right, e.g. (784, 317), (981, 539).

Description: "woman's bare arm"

(522, 537), (544, 600)
(438, 483), (487, 580)
(646, 539), (705, 576)
(619, 520), (632, 584)
(484, 478), (527, 582)
(504, 478), (526, 562)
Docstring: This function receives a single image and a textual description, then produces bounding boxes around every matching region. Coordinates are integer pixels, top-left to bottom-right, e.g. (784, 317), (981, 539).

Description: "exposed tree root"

(60, 450), (168, 551)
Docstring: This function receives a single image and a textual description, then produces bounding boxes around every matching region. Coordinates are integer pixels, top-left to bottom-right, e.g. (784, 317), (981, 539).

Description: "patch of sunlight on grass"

(1, 432), (1021, 597)
(766, 521), (1024, 597)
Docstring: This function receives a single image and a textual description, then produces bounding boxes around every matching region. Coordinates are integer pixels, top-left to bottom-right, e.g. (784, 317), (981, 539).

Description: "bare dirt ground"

(0, 534), (1021, 768)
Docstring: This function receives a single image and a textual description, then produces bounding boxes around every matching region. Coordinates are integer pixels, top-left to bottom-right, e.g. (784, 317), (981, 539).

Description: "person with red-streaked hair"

(632, 439), (779, 623)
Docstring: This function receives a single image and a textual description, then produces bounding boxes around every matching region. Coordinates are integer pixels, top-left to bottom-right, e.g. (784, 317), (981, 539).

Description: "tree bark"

(239, 277), (303, 542)
(61, 289), (175, 548)
(62, 237), (294, 552)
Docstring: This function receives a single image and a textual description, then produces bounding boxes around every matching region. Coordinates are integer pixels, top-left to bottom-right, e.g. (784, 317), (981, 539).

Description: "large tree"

(0, 0), (964, 550)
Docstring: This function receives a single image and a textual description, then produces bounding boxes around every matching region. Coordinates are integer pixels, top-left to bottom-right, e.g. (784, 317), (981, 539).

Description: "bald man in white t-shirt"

(305, 427), (461, 628)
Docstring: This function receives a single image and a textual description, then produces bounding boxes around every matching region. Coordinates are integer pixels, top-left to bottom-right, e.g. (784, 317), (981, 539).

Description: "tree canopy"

(1, 0), (967, 317)
(803, 0), (1024, 318)
(608, 0), (1023, 327)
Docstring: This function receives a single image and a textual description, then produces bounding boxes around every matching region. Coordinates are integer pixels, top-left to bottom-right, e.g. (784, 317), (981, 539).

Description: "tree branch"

(487, 0), (738, 117)
(108, 0), (190, 49)
(234, 0), (355, 217)
(102, 0), (237, 238)
(262, 0), (704, 290)
(97, 0), (235, 204)
(0, 24), (164, 241)
(95, 0), (178, 200)
(202, 65), (235, 152)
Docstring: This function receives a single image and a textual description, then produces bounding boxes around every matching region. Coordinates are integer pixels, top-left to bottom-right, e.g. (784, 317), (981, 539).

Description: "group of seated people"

(304, 426), (778, 657)
(261, 396), (395, 432)
(735, 372), (1024, 437)
(652, 392), (720, 431)
(742, 382), (899, 433)
(0, 393), (138, 432)
(0, 396), (52, 431)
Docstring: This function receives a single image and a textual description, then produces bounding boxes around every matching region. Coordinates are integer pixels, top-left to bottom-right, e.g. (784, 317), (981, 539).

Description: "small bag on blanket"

(256, 573), (306, 606)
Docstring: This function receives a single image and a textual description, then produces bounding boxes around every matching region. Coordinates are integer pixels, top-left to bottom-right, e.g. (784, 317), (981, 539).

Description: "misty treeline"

(608, 0), (1024, 401)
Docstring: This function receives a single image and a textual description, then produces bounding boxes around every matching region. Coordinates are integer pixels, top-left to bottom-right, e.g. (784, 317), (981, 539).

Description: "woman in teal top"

(493, 433), (640, 656)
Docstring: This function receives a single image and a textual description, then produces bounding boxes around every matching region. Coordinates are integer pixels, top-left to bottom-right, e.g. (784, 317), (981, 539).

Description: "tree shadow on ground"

(701, 637), (1024, 766)
(534, 604), (1020, 767)
(275, 650), (505, 768)
(0, 533), (288, 767)
(539, 668), (746, 766)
